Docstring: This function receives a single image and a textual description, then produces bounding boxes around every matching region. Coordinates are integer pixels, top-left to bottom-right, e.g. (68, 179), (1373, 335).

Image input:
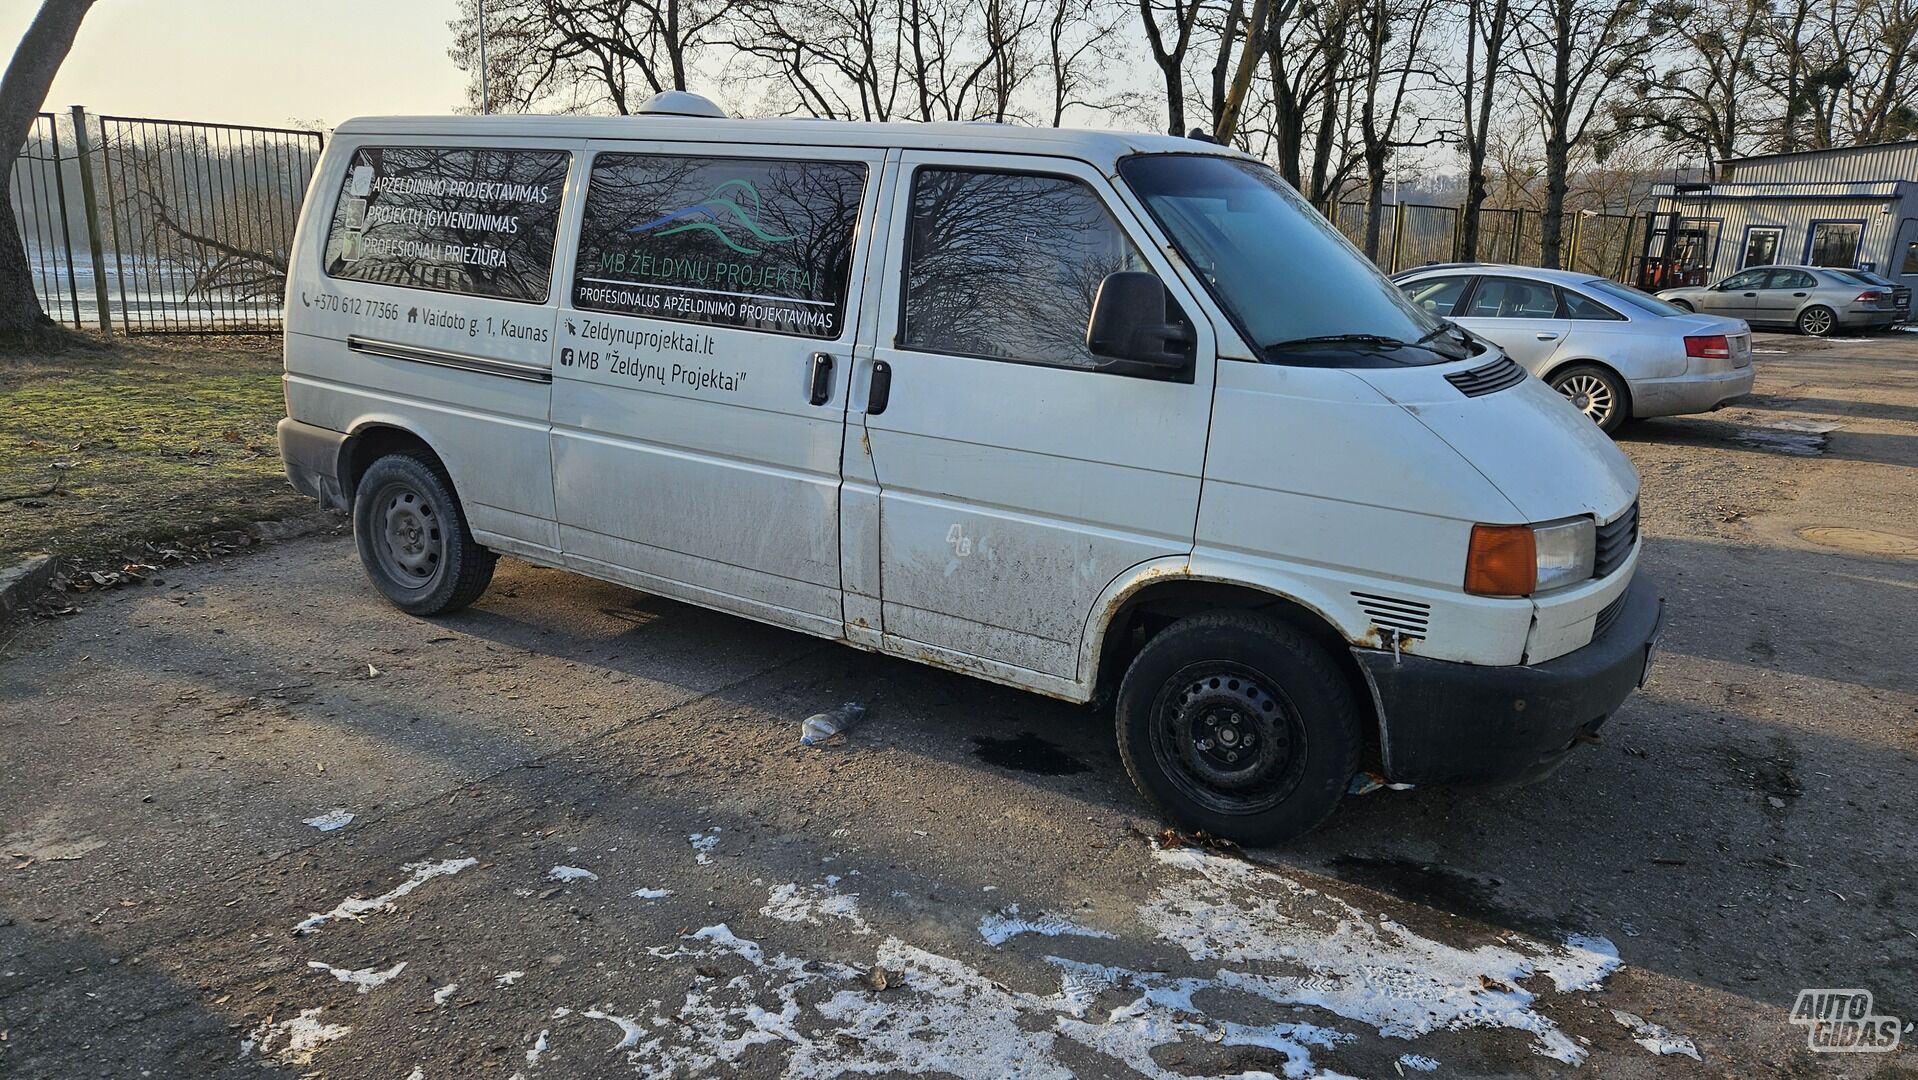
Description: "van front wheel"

(1115, 612), (1361, 846)
(353, 453), (496, 616)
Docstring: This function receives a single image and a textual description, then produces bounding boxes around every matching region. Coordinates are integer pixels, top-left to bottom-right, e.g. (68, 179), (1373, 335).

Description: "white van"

(279, 93), (1662, 843)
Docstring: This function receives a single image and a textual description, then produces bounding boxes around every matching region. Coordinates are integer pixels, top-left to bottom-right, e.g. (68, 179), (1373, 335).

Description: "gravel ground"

(2, 332), (1914, 1078)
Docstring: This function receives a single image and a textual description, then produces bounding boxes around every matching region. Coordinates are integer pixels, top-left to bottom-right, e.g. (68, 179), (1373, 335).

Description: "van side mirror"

(1086, 272), (1195, 373)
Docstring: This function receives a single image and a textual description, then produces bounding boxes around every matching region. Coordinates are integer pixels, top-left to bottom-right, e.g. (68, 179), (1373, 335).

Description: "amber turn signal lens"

(1465, 524), (1537, 596)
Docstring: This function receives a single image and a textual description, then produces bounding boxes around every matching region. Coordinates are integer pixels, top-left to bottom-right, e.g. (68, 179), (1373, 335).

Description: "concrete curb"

(0, 512), (341, 622)
(0, 554), (58, 619)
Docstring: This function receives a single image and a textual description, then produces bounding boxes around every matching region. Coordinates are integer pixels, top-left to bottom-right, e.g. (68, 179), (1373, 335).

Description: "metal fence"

(8, 113), (84, 328)
(95, 114), (324, 332)
(4, 108), (322, 335)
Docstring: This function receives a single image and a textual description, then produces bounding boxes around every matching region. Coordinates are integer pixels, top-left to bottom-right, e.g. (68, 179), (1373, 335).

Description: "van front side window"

(901, 169), (1151, 369)
(322, 146), (570, 302)
(571, 155), (866, 339)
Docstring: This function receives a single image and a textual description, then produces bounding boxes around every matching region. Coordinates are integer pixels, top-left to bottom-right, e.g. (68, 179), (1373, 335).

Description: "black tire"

(352, 452), (496, 616)
(1797, 305), (1837, 337)
(1670, 299), (1694, 312)
(1548, 363), (1630, 434)
(1115, 611), (1361, 846)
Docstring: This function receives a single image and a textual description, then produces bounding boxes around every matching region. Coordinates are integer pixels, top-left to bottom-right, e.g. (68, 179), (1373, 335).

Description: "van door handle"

(808, 352), (833, 406)
(1536, 332), (1559, 341)
(867, 360), (892, 415)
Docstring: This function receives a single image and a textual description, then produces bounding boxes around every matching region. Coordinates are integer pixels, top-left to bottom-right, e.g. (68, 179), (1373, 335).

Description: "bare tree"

(1613, 0), (1770, 174)
(1139, 0), (1210, 133)
(1041, 0), (1133, 125)
(1508, 0), (1652, 267)
(1352, 0), (1445, 259)
(1, 0), (95, 349)
(1453, 0), (1515, 258)
(733, 0), (908, 120)
(447, 0), (737, 114)
(1255, 0), (1358, 202)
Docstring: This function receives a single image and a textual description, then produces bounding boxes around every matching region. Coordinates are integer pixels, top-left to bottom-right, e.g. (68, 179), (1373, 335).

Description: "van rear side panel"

(284, 136), (578, 554)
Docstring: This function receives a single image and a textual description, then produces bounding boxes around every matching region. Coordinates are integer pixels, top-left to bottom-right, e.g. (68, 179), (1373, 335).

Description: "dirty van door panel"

(859, 159), (1214, 680)
(550, 149), (879, 637)
(289, 142), (573, 549)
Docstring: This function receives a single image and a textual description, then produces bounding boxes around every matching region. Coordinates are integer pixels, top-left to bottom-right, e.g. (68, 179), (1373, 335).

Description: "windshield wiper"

(1266, 333), (1456, 359)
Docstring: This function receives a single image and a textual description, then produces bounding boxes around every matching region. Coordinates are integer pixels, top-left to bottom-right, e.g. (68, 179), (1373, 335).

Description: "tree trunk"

(1540, 130), (1570, 268)
(0, 0), (96, 349)
(1363, 158), (1387, 261)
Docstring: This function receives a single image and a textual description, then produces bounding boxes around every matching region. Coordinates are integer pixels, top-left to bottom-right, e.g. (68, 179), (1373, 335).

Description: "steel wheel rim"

(1556, 372), (1616, 425)
(1802, 308), (1833, 335)
(373, 480), (445, 588)
(1147, 661), (1308, 815)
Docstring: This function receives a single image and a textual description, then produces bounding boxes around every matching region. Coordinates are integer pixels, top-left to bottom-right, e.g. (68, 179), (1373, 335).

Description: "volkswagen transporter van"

(278, 92), (1663, 844)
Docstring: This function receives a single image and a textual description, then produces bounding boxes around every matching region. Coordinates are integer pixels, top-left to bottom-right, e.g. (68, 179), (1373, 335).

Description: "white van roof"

(330, 114), (1243, 168)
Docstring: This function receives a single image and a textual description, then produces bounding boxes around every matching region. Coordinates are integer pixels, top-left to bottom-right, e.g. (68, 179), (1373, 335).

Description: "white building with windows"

(1641, 141), (1918, 314)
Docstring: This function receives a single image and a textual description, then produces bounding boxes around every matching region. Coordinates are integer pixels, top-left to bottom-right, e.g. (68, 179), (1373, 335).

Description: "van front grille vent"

(1444, 356), (1527, 398)
(1592, 591), (1629, 639)
(1352, 592), (1431, 639)
(1594, 501), (1639, 578)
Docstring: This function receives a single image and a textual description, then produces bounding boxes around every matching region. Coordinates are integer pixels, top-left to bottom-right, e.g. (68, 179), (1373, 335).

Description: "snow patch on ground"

(1143, 845), (1621, 1064)
(536, 844), (1635, 1076)
(632, 887), (672, 900)
(293, 857), (478, 934)
(760, 881), (872, 935)
(978, 904), (1117, 947)
(306, 960), (405, 993)
(527, 1028), (550, 1065)
(302, 809), (354, 832)
(432, 983), (458, 1006)
(497, 970), (526, 986)
(548, 865), (598, 882)
(690, 830), (721, 864)
(244, 1008), (350, 1066)
(1611, 1009), (1701, 1058)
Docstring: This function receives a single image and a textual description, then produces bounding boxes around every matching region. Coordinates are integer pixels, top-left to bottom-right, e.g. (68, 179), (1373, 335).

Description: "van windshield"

(1119, 154), (1467, 367)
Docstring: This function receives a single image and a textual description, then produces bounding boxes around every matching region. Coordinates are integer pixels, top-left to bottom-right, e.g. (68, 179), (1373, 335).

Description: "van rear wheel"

(1115, 611), (1360, 846)
(353, 452), (496, 616)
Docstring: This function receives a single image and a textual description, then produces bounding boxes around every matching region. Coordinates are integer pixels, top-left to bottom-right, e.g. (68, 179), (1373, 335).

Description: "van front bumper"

(278, 417), (349, 511)
(1353, 574), (1663, 786)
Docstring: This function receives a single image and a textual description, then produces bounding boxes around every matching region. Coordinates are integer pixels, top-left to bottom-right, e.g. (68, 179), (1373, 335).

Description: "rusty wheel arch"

(1088, 578), (1381, 761)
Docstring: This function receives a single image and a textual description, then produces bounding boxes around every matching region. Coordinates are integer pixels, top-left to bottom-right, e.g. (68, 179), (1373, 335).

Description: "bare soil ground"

(1, 332), (1914, 1078)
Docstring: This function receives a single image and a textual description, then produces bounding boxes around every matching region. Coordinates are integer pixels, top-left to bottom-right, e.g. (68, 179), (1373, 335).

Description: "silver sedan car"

(1657, 264), (1903, 336)
(1393, 264), (1754, 433)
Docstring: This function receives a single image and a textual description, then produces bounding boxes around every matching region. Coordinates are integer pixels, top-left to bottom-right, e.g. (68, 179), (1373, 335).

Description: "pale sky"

(3, 0), (470, 130)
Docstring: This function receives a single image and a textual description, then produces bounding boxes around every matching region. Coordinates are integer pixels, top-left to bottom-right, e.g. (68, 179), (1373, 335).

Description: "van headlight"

(1465, 518), (1597, 596)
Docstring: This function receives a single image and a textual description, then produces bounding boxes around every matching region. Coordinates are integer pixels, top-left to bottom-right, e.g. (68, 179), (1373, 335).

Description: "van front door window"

(900, 169), (1150, 369)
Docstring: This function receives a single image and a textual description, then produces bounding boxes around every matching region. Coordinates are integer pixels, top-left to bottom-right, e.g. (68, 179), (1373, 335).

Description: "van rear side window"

(322, 145), (570, 303)
(571, 154), (866, 339)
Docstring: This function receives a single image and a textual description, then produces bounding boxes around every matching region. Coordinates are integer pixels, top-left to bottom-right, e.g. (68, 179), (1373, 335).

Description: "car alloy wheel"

(1556, 371), (1617, 427)
(1799, 306), (1835, 336)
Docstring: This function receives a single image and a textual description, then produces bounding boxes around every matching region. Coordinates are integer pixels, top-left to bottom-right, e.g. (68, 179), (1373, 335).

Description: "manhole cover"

(1797, 526), (1918, 557)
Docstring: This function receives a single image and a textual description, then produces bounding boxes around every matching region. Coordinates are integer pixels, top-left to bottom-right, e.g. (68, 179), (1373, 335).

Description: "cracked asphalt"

(2, 332), (1914, 1078)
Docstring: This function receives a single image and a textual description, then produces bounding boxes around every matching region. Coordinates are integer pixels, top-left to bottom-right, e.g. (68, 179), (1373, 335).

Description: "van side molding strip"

(347, 335), (553, 384)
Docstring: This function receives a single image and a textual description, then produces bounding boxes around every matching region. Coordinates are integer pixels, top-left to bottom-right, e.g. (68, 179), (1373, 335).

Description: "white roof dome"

(636, 91), (728, 118)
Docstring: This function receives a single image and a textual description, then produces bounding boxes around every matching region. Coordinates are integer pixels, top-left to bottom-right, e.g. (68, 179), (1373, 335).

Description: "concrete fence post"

(67, 105), (111, 339)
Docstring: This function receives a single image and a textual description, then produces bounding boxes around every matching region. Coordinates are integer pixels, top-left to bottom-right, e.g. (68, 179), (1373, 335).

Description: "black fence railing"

(5, 109), (322, 336)
(95, 114), (323, 333)
(8, 113), (84, 328)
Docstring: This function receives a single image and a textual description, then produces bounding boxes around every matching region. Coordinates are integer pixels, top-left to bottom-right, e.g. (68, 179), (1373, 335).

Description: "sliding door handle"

(808, 352), (833, 405)
(867, 360), (892, 415)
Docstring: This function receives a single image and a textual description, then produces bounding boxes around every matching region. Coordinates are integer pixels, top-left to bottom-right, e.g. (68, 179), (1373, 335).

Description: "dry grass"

(0, 335), (317, 565)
